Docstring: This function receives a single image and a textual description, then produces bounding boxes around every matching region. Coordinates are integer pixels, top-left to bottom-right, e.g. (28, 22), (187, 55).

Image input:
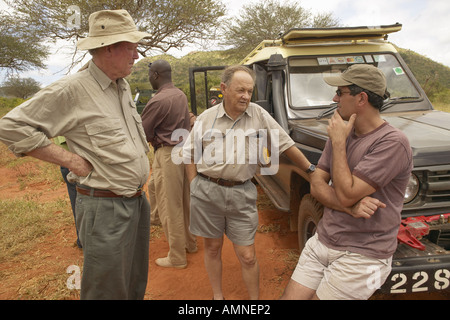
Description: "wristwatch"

(306, 163), (316, 174)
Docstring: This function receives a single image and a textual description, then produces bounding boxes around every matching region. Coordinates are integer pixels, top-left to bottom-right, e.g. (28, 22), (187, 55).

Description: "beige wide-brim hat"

(77, 9), (152, 50)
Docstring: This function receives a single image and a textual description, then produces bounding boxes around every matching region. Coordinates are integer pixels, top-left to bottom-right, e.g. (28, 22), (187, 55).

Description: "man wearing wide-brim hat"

(0, 9), (152, 300)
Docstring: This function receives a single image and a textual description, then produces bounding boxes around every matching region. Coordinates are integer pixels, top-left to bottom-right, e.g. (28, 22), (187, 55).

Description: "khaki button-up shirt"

(183, 102), (294, 182)
(0, 61), (150, 196)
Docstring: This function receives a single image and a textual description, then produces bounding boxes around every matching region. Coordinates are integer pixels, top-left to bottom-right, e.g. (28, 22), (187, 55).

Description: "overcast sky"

(2, 0), (450, 87)
(306, 0), (450, 67)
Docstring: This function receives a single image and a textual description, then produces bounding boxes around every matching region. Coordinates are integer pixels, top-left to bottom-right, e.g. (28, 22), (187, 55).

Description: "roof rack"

(240, 24), (402, 65)
(280, 23), (402, 44)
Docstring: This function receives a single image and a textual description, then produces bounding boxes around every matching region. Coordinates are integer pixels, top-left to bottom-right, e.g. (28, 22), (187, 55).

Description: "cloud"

(405, 1), (450, 66)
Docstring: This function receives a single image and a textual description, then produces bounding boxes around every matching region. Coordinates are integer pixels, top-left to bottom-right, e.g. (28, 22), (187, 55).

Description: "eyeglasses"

(336, 89), (351, 97)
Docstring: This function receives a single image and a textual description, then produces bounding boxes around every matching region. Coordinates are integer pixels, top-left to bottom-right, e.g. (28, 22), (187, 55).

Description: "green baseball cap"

(324, 64), (387, 97)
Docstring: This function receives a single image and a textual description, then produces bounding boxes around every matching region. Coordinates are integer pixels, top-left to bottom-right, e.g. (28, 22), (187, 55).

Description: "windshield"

(287, 54), (422, 116)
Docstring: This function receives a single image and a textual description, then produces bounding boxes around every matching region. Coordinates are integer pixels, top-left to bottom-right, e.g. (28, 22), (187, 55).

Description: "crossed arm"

(311, 111), (386, 219)
(311, 168), (385, 219)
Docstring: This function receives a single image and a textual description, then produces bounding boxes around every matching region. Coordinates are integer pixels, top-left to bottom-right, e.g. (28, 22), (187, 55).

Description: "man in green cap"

(282, 64), (413, 300)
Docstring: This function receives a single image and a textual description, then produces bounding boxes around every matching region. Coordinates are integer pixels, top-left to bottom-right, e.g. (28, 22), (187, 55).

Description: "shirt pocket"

(85, 119), (137, 164)
(241, 130), (269, 166)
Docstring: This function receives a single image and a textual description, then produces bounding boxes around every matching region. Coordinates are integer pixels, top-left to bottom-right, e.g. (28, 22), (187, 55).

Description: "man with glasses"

(282, 64), (413, 300)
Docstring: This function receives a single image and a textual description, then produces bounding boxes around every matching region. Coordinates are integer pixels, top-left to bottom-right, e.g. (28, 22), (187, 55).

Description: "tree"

(222, 0), (341, 56)
(1, 77), (42, 99)
(0, 13), (50, 73)
(3, 0), (226, 70)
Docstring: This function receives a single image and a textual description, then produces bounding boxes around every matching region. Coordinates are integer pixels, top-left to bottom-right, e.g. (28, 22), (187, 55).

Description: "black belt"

(198, 172), (247, 188)
(76, 186), (142, 198)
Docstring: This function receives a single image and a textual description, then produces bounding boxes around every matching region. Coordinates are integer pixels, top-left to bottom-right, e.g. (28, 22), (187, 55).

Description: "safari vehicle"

(209, 85), (223, 107)
(188, 24), (450, 295)
(133, 88), (155, 114)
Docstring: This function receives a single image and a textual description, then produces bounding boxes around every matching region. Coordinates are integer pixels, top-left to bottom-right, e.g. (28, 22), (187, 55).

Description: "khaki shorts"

(291, 234), (392, 300)
(189, 175), (258, 246)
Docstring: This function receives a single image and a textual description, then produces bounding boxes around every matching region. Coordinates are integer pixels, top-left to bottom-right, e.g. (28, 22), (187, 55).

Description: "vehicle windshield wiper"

(381, 96), (420, 112)
(316, 103), (337, 120)
(316, 96), (419, 118)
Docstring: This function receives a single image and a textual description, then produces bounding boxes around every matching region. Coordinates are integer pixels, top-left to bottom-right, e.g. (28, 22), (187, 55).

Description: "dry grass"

(0, 140), (80, 299)
(0, 198), (64, 256)
(0, 196), (79, 299)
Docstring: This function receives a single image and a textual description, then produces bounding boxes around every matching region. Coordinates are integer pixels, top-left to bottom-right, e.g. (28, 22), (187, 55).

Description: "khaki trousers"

(150, 146), (196, 265)
(148, 171), (160, 225)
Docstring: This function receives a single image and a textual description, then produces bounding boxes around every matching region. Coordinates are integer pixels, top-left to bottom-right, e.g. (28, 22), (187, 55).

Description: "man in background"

(141, 59), (197, 269)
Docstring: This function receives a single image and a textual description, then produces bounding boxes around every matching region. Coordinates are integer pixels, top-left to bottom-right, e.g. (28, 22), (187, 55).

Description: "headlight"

(404, 173), (419, 204)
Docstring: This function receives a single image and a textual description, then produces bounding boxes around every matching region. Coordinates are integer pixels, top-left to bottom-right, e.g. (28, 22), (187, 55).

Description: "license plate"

(381, 268), (450, 294)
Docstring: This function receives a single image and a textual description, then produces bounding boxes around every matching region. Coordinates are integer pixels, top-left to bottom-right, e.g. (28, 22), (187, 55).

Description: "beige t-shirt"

(0, 61), (150, 196)
(183, 102), (294, 182)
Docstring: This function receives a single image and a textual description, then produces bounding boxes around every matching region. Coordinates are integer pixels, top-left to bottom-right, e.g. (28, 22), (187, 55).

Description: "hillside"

(127, 51), (242, 94)
(127, 50), (243, 111)
(397, 47), (450, 99)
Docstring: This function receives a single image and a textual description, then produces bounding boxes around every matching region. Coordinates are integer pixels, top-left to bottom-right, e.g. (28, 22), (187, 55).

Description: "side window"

(254, 73), (274, 116)
(265, 74), (274, 116)
(251, 63), (274, 116)
(253, 63), (268, 101)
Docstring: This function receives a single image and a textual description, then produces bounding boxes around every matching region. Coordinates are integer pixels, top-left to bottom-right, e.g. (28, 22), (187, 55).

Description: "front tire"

(297, 194), (323, 252)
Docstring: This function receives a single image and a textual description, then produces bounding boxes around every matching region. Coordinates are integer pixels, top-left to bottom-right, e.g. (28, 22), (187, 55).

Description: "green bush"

(432, 88), (450, 104)
(0, 97), (25, 117)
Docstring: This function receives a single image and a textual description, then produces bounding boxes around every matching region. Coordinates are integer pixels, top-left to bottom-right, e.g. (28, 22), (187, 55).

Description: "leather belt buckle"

(76, 186), (142, 198)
